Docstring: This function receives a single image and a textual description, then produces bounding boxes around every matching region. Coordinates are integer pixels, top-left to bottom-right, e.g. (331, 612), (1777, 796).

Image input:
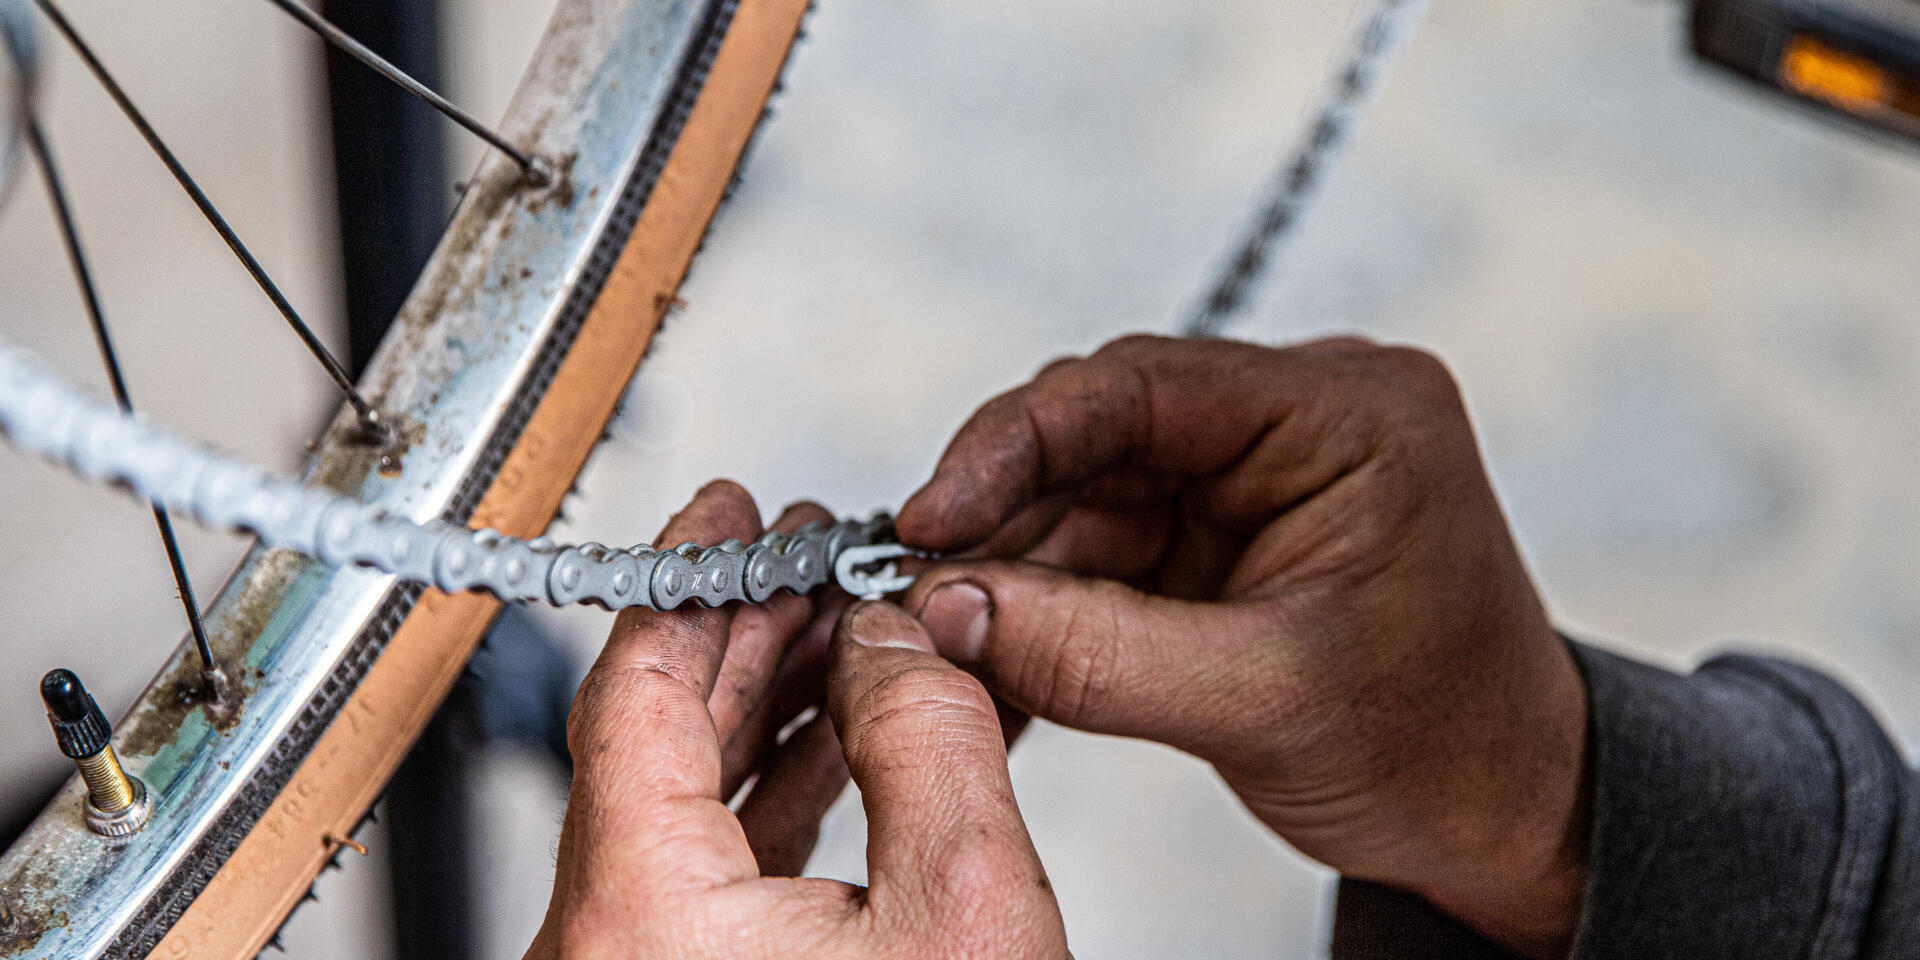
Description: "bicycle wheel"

(0, 0), (809, 954)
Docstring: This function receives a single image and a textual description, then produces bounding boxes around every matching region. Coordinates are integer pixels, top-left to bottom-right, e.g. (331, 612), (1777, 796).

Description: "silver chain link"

(0, 336), (903, 611)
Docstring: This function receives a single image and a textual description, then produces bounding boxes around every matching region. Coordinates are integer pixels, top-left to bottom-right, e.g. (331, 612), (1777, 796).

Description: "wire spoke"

(32, 0), (382, 433)
(264, 0), (551, 185)
(26, 116), (221, 678)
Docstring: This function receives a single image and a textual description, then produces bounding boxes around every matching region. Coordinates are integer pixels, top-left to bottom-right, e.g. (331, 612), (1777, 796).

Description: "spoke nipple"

(356, 406), (385, 437)
(325, 833), (369, 857)
(347, 406), (397, 451)
(198, 665), (232, 706)
(522, 154), (557, 189)
(40, 669), (152, 837)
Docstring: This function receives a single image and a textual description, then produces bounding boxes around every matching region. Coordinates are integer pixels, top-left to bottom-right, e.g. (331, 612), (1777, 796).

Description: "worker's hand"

(898, 335), (1588, 959)
(524, 482), (1068, 960)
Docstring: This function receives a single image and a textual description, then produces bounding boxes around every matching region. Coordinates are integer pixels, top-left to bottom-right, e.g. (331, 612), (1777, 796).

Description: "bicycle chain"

(1183, 0), (1430, 337)
(0, 338), (904, 611)
(0, 0), (36, 211)
(0, 0), (1430, 609)
(0, 0), (1431, 609)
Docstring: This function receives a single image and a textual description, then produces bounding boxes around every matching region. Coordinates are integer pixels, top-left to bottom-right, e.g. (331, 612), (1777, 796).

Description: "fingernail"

(847, 603), (935, 652)
(918, 582), (991, 663)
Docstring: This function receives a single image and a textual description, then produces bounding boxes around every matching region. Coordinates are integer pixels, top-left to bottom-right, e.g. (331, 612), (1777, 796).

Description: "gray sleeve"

(1330, 640), (1920, 959)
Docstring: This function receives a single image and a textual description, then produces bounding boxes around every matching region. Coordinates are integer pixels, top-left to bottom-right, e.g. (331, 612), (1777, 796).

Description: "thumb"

(828, 602), (1060, 946)
(903, 560), (1264, 753)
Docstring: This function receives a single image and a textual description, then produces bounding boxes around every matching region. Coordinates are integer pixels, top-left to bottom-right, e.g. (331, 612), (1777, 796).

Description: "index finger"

(896, 334), (1373, 550)
(563, 480), (764, 889)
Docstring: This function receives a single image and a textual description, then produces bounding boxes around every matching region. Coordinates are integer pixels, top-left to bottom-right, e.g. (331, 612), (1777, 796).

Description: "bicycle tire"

(0, 0), (809, 955)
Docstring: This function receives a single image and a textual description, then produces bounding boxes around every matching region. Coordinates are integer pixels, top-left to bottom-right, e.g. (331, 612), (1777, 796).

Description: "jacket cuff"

(1567, 641), (1903, 959)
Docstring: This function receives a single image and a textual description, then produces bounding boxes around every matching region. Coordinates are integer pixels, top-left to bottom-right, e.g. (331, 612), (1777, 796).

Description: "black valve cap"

(40, 669), (111, 759)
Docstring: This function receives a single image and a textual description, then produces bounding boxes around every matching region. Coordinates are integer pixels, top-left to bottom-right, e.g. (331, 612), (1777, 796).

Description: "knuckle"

(968, 391), (1045, 462)
(1035, 581), (1130, 726)
(1345, 456), (1428, 551)
(847, 666), (997, 749)
(1374, 345), (1463, 405)
(556, 894), (692, 957)
(1301, 333), (1378, 351)
(697, 476), (751, 500)
(976, 388), (1031, 423)
(1034, 354), (1081, 378)
(1375, 349), (1474, 458)
(1047, 626), (1115, 729)
(1094, 332), (1174, 358)
(924, 846), (1064, 958)
(557, 917), (623, 957)
(1322, 345), (1470, 460)
(1029, 354), (1109, 398)
(564, 672), (615, 752)
(565, 663), (682, 760)
(778, 499), (833, 524)
(938, 839), (1041, 911)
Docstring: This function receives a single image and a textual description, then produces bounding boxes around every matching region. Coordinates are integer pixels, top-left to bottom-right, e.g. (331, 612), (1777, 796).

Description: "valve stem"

(40, 669), (151, 837)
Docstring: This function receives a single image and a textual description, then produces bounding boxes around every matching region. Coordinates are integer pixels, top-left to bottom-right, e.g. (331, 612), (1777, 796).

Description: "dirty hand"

(525, 482), (1068, 960)
(897, 335), (1588, 959)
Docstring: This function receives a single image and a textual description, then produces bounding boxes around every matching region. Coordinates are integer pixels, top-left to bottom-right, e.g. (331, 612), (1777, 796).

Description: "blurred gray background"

(4, 0), (1919, 955)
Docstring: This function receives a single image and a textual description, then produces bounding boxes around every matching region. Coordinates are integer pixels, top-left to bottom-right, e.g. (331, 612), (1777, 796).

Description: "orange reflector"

(1780, 36), (1890, 111)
